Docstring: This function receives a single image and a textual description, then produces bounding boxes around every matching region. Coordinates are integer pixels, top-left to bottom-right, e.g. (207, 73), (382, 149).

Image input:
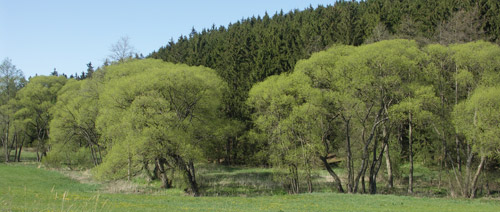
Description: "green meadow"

(1, 163), (499, 212)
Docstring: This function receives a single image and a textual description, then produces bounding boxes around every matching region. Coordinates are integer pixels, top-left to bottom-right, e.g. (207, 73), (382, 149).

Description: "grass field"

(1, 163), (500, 211)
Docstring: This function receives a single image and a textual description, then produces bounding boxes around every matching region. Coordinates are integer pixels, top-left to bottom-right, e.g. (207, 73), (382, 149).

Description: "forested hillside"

(2, 0), (500, 199)
(150, 0), (500, 120)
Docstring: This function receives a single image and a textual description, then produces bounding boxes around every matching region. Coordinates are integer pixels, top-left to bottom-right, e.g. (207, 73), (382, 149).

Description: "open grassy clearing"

(1, 164), (500, 211)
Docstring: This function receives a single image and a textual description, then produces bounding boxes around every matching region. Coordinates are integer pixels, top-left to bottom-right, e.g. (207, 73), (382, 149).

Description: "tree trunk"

(464, 143), (473, 197)
(289, 164), (300, 194)
(384, 144), (393, 189)
(470, 155), (486, 198)
(456, 136), (461, 171)
(127, 156), (131, 181)
(344, 117), (354, 193)
(369, 129), (378, 195)
(354, 108), (385, 193)
(174, 155), (199, 196)
(225, 137), (232, 165)
(320, 156), (344, 193)
(455, 66), (461, 172)
(13, 133), (18, 162)
(156, 158), (172, 189)
(306, 166), (313, 193)
(408, 113), (414, 194)
(361, 167), (367, 193)
(186, 160), (199, 196)
(232, 136), (238, 164)
(36, 143), (40, 162)
(3, 135), (8, 162)
(4, 122), (9, 162)
(16, 140), (23, 162)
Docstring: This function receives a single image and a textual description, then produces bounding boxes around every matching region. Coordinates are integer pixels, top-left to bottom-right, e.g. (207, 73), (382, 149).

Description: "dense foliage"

(150, 0), (500, 121)
(2, 0), (500, 199)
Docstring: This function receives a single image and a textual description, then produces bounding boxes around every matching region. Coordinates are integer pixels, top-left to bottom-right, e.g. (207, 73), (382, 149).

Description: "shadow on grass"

(0, 149), (38, 163)
(196, 165), (339, 196)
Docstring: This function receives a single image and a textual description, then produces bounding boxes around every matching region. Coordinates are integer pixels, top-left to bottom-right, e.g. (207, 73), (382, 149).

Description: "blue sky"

(0, 0), (335, 78)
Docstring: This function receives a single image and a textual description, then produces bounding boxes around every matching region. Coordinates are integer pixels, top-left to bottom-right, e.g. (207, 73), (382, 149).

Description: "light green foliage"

(15, 76), (67, 160)
(45, 78), (101, 168)
(453, 86), (500, 157)
(94, 59), (227, 183)
(389, 84), (440, 125)
(450, 41), (500, 91)
(248, 71), (326, 192)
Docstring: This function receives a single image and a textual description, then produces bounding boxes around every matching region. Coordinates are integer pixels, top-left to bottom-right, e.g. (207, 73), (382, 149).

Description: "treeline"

(2, 40), (499, 198)
(149, 0), (500, 121)
(2, 0), (500, 198)
(248, 40), (500, 197)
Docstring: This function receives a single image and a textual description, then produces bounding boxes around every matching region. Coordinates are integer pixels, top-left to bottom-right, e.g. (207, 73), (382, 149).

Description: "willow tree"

(447, 41), (500, 194)
(294, 40), (430, 194)
(389, 84), (440, 194)
(94, 59), (226, 196)
(46, 77), (102, 168)
(247, 71), (341, 193)
(453, 86), (500, 198)
(15, 76), (66, 162)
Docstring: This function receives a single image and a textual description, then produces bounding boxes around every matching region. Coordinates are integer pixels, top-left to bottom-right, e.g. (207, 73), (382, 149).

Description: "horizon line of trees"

(2, 39), (500, 198)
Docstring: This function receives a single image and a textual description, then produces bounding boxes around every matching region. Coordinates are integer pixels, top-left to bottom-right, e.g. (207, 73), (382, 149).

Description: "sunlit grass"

(1, 163), (500, 211)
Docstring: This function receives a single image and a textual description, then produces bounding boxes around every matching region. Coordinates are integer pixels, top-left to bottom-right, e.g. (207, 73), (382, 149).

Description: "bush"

(43, 143), (94, 169)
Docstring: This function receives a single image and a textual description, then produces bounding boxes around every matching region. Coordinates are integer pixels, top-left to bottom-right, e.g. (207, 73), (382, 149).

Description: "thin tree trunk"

(464, 143), (473, 197)
(361, 166), (367, 193)
(97, 145), (102, 164)
(36, 142), (40, 162)
(344, 117), (354, 193)
(232, 136), (238, 164)
(456, 136), (461, 171)
(127, 153), (132, 181)
(373, 142), (387, 194)
(354, 109), (385, 193)
(320, 156), (344, 193)
(408, 112), (414, 194)
(17, 139), (23, 162)
(4, 121), (9, 162)
(369, 136), (386, 194)
(289, 164), (299, 194)
(438, 150), (443, 189)
(455, 66), (462, 172)
(90, 145), (97, 166)
(470, 155), (486, 198)
(13, 133), (18, 162)
(4, 136), (9, 162)
(306, 166), (313, 193)
(369, 129), (378, 194)
(448, 153), (465, 196)
(354, 122), (384, 193)
(384, 144), (393, 189)
(225, 137), (232, 165)
(444, 155), (457, 197)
